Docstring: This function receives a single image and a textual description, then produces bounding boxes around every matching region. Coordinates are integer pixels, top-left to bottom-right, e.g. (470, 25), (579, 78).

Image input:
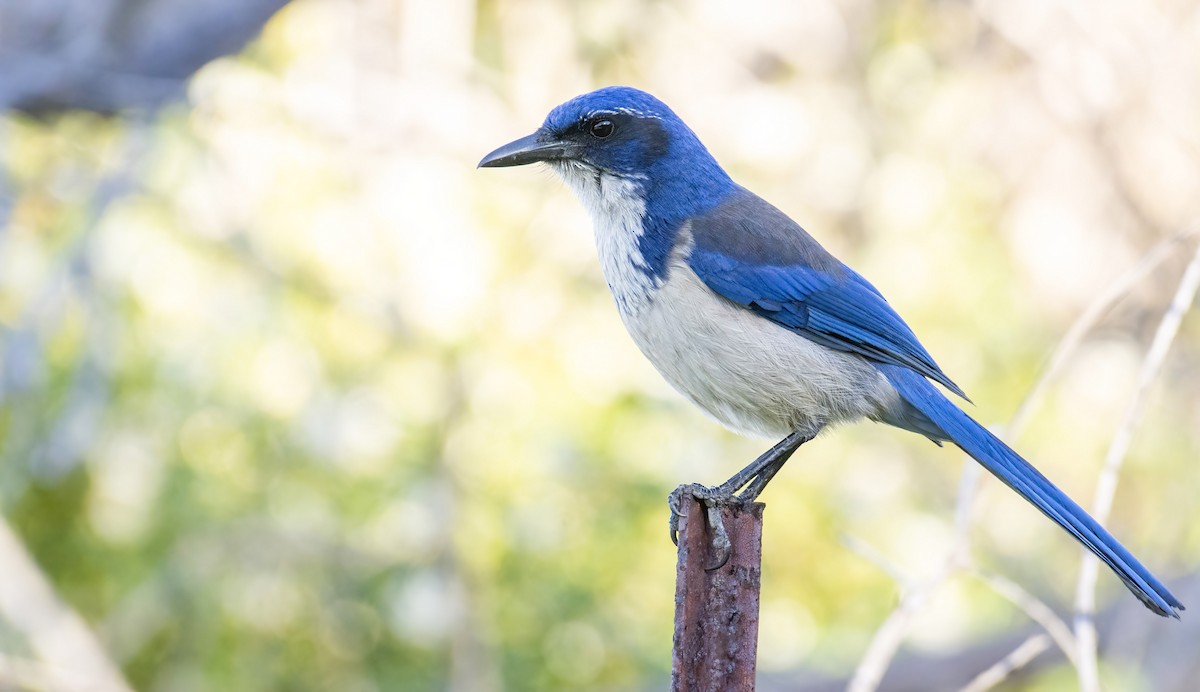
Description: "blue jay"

(479, 86), (1182, 618)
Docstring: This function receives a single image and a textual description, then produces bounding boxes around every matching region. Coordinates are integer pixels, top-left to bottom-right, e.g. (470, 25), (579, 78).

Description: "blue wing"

(686, 190), (968, 400)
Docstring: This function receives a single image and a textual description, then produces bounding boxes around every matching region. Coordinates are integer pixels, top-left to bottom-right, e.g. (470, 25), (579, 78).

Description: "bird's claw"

(668, 485), (689, 547)
(668, 483), (734, 570)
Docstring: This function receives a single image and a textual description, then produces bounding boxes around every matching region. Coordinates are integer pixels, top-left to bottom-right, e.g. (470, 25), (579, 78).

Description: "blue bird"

(479, 86), (1183, 618)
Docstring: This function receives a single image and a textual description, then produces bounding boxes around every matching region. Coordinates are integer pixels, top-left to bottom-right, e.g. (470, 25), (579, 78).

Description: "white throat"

(552, 161), (661, 314)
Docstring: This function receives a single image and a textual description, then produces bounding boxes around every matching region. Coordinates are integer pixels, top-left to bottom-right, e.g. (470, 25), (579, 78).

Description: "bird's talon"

(667, 483), (707, 545)
(668, 483), (736, 569)
(703, 502), (733, 570)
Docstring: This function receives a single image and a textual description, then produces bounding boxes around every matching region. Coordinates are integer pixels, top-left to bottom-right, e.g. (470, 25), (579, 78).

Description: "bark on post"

(671, 497), (764, 691)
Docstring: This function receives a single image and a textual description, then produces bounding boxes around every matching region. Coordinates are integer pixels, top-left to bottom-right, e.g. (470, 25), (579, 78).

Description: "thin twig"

(1007, 230), (1196, 439)
(847, 573), (949, 692)
(969, 569), (1078, 666)
(959, 633), (1052, 692)
(846, 460), (977, 692)
(1074, 238), (1200, 692)
(841, 533), (915, 589)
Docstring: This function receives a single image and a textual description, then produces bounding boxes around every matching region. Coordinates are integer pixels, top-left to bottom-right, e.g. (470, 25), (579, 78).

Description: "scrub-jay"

(479, 86), (1182, 618)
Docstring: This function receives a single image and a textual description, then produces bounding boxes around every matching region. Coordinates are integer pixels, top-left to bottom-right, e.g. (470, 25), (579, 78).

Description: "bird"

(478, 86), (1183, 618)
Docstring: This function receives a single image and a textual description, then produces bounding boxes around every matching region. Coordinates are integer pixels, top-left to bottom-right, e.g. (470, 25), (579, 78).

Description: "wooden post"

(671, 497), (764, 691)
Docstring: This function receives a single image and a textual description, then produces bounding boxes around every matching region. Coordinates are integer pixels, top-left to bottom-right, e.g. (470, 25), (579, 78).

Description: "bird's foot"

(667, 430), (814, 570)
(668, 483), (740, 570)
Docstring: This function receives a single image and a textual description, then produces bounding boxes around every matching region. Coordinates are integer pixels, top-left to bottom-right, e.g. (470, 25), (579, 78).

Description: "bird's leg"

(669, 430), (813, 568)
(730, 436), (802, 504)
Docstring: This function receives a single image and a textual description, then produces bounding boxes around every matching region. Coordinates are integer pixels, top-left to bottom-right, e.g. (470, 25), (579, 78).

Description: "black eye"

(588, 119), (615, 138)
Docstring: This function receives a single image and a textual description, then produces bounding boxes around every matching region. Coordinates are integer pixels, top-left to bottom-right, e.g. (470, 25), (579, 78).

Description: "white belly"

(620, 261), (899, 439)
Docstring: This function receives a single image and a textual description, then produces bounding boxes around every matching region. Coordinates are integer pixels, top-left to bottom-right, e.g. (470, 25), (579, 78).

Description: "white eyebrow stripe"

(589, 107), (663, 121)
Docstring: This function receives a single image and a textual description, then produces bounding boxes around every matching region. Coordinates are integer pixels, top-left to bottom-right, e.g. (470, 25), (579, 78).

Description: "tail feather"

(881, 365), (1184, 618)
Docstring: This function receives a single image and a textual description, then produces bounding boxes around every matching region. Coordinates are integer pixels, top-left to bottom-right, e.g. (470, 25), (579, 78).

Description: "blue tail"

(881, 365), (1184, 618)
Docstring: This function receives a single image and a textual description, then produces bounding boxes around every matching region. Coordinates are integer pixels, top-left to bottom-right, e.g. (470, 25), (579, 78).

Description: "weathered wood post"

(671, 497), (765, 691)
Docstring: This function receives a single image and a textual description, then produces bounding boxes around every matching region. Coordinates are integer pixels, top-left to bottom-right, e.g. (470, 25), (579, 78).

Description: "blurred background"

(1, 0), (1199, 690)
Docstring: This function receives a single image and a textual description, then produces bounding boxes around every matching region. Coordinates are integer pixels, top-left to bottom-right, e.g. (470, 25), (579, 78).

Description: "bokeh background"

(2, 0), (1200, 690)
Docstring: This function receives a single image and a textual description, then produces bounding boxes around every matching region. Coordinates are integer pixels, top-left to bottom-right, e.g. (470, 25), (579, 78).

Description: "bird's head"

(479, 87), (735, 216)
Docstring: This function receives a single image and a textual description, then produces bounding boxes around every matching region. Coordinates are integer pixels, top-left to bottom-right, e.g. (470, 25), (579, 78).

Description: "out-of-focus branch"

(0, 517), (132, 692)
(762, 573), (1200, 692)
(845, 461), (976, 692)
(1006, 230), (1197, 439)
(960, 633), (1052, 692)
(0, 0), (292, 115)
(841, 534), (914, 589)
(846, 569), (951, 692)
(969, 570), (1077, 666)
(1074, 237), (1200, 692)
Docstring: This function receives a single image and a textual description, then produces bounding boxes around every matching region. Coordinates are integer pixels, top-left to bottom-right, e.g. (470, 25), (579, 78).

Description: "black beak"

(478, 132), (574, 168)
